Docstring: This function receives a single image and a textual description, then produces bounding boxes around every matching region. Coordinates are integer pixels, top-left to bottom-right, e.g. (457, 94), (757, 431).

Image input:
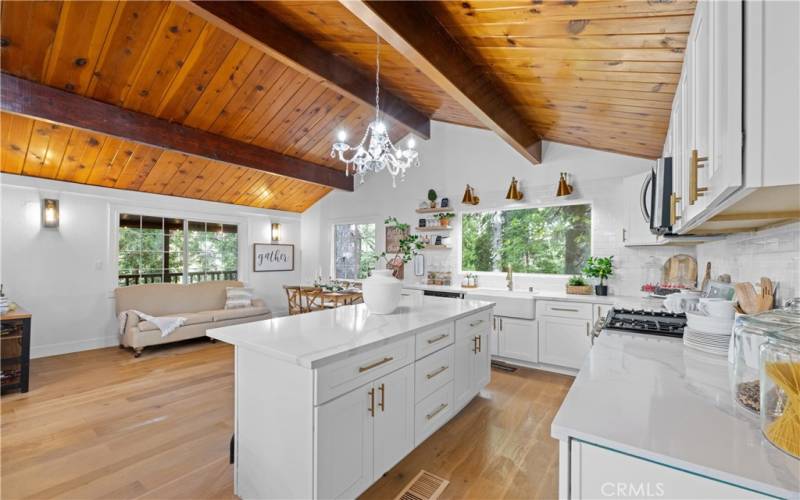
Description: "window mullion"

(183, 219), (189, 284)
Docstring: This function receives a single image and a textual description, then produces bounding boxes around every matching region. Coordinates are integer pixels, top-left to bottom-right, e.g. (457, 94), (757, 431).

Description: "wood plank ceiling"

(0, 0), (419, 212)
(0, 0), (696, 212)
(261, 0), (694, 159)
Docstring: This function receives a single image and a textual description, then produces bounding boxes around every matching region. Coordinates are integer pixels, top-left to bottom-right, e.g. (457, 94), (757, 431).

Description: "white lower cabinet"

(372, 364), (414, 479)
(538, 316), (592, 370)
(496, 316), (538, 363)
(569, 440), (762, 499)
(454, 319), (490, 411)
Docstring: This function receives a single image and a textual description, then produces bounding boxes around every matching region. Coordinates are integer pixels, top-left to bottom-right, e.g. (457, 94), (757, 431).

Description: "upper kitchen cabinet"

(663, 0), (800, 236)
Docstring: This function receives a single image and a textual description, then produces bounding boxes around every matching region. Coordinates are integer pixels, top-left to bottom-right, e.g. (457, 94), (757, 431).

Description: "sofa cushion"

(212, 306), (271, 322)
(138, 311), (214, 332)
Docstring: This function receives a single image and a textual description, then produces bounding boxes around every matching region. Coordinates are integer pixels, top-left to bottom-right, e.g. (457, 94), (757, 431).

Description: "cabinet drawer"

(414, 381), (454, 446)
(414, 344), (454, 403)
(314, 336), (414, 405)
(455, 310), (491, 340)
(536, 300), (593, 320)
(415, 322), (454, 360)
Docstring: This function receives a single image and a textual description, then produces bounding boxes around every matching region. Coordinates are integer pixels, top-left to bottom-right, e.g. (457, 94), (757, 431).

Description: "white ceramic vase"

(362, 269), (402, 314)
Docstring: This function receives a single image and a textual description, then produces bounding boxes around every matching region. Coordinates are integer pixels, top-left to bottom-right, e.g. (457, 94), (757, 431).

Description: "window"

(333, 223), (376, 280)
(461, 204), (591, 275)
(118, 214), (238, 287)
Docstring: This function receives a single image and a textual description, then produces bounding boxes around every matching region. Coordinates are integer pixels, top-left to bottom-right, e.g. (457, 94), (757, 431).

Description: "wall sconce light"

(556, 172), (574, 197)
(42, 199), (59, 228)
(461, 184), (480, 205)
(505, 177), (523, 201)
(271, 222), (281, 242)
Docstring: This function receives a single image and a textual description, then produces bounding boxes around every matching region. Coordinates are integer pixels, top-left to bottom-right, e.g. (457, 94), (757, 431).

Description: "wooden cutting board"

(662, 254), (698, 288)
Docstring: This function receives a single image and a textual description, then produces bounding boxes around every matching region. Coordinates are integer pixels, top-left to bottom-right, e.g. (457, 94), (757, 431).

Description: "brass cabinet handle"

(427, 333), (449, 344)
(586, 322), (590, 337)
(426, 365), (448, 379)
(378, 383), (385, 412)
(472, 336), (478, 354)
(499, 318), (503, 331)
(551, 307), (579, 313)
(689, 149), (709, 205)
(469, 319), (484, 327)
(426, 403), (448, 420)
(368, 387), (375, 417)
(670, 192), (682, 226)
(493, 317), (497, 330)
(359, 356), (394, 373)
(477, 334), (482, 353)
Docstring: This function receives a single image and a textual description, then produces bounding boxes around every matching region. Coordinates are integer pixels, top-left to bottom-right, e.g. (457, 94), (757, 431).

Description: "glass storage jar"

(733, 299), (800, 415)
(760, 314), (800, 458)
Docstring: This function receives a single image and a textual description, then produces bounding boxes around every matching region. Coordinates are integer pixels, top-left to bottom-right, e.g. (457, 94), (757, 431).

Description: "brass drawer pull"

(469, 319), (484, 327)
(551, 307), (579, 313)
(427, 333), (449, 344)
(426, 365), (448, 379)
(358, 356), (394, 373)
(426, 403), (448, 420)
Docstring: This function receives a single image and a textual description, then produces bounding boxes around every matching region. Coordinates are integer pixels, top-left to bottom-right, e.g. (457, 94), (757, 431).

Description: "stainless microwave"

(641, 157), (674, 235)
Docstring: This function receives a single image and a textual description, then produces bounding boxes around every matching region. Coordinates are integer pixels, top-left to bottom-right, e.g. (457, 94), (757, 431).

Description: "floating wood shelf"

(415, 207), (454, 214)
(416, 226), (452, 232)
(422, 245), (451, 250)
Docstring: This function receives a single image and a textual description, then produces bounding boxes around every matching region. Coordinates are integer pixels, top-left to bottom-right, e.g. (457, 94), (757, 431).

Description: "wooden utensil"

(701, 262), (712, 292)
(735, 279), (775, 314)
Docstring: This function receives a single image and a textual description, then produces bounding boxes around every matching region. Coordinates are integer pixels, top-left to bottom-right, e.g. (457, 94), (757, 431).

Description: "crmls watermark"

(601, 482), (665, 497)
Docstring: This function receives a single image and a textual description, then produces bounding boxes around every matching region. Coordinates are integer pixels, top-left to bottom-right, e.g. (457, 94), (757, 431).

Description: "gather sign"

(253, 243), (294, 272)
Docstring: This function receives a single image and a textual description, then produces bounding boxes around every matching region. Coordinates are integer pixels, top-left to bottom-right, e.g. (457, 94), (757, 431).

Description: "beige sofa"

(115, 280), (271, 357)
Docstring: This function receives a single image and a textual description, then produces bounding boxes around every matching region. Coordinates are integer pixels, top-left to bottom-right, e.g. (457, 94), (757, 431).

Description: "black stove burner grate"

(604, 307), (686, 338)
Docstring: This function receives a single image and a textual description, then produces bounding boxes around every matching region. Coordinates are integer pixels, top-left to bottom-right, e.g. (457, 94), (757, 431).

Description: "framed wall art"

(253, 243), (294, 272)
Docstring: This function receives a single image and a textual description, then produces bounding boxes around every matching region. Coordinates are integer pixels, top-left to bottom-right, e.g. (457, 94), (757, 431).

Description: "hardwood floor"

(1, 340), (573, 499)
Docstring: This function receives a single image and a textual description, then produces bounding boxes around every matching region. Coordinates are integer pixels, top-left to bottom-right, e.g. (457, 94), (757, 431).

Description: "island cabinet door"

(372, 364), (414, 480)
(454, 330), (476, 411)
(473, 329), (490, 390)
(314, 384), (374, 499)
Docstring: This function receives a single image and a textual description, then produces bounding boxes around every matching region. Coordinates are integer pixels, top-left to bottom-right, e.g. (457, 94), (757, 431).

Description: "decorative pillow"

(225, 287), (254, 309)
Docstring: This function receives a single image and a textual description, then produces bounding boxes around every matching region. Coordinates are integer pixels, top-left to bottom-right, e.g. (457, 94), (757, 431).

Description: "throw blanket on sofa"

(118, 310), (187, 338)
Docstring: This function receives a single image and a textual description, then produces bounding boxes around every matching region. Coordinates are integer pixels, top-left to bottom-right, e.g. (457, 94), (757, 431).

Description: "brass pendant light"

(462, 184), (480, 205)
(556, 172), (574, 197)
(505, 177), (523, 201)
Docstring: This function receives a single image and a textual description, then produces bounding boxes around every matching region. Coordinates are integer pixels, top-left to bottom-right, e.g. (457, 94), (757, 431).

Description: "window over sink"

(461, 204), (591, 275)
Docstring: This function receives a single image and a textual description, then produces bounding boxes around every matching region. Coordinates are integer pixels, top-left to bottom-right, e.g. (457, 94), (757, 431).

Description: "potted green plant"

(565, 275), (592, 295)
(433, 212), (455, 227)
(582, 256), (614, 296)
(427, 189), (437, 208)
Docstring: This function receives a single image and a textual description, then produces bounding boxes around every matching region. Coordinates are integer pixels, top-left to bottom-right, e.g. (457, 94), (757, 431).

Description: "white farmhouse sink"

(464, 288), (536, 319)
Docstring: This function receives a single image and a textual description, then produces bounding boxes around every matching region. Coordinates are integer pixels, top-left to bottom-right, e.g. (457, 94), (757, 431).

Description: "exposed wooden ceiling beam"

(0, 73), (354, 191)
(339, 0), (542, 164)
(184, 0), (431, 140)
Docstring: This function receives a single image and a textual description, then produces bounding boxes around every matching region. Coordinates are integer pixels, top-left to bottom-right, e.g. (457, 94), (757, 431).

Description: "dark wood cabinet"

(1, 308), (31, 394)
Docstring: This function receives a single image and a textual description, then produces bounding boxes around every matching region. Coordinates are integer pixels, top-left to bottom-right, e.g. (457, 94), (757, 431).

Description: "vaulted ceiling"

(0, 0), (695, 212)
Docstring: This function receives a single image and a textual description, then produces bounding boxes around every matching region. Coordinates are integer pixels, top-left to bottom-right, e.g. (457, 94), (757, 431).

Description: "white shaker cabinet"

(454, 315), (490, 411)
(538, 316), (592, 370)
(372, 364), (414, 480)
(496, 316), (538, 363)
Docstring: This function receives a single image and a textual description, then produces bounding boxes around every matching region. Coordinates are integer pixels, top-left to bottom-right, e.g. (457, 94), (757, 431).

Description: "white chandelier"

(331, 36), (419, 187)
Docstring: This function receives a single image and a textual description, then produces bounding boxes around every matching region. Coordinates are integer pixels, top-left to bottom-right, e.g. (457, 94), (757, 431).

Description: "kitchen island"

(552, 331), (799, 499)
(208, 295), (494, 499)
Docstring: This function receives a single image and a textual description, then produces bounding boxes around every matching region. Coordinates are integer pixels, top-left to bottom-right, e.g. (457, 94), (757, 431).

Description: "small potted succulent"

(434, 212), (455, 227)
(565, 275), (592, 295)
(582, 256), (614, 296)
(427, 189), (437, 208)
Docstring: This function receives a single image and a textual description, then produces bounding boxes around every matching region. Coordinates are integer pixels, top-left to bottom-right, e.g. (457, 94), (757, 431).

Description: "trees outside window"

(461, 204), (591, 275)
(333, 223), (376, 280)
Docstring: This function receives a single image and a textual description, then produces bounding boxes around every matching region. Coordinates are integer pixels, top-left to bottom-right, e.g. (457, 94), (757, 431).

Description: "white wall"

(301, 120), (687, 296)
(1, 174), (302, 358)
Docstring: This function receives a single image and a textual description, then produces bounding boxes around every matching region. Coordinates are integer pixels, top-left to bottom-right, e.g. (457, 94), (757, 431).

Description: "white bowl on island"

(362, 269), (402, 314)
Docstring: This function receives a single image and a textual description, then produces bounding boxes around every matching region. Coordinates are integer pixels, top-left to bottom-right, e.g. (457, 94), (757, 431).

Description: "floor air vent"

(394, 470), (450, 500)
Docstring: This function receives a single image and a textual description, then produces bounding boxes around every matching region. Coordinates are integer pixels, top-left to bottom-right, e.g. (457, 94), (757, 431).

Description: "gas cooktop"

(603, 308), (686, 338)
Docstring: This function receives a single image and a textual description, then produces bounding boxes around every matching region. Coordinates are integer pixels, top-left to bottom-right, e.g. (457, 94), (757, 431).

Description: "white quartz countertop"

(551, 331), (800, 498)
(402, 283), (657, 307)
(207, 295), (494, 369)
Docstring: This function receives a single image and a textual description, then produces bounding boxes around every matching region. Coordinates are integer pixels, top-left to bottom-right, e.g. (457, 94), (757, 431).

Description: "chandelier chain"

(375, 34), (380, 122)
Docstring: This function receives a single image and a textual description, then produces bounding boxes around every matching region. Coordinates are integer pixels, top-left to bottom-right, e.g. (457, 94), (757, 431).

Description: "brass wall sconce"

(42, 198), (59, 228)
(556, 172), (574, 197)
(461, 184), (480, 205)
(505, 177), (523, 201)
(271, 222), (281, 242)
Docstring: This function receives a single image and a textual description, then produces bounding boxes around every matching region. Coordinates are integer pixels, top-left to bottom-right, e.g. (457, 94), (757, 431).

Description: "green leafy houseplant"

(434, 212), (456, 226)
(582, 256), (614, 296)
(427, 189), (437, 208)
(567, 275), (587, 286)
(374, 217), (425, 277)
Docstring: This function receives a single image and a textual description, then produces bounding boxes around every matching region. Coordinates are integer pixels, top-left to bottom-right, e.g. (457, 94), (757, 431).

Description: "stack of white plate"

(683, 311), (735, 356)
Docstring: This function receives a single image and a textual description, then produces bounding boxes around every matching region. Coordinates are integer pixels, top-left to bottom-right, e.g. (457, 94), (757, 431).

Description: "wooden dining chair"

(283, 286), (304, 315)
(300, 288), (326, 313)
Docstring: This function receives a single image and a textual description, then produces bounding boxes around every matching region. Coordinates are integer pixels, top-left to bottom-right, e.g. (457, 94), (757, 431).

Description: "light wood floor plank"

(1, 340), (572, 499)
